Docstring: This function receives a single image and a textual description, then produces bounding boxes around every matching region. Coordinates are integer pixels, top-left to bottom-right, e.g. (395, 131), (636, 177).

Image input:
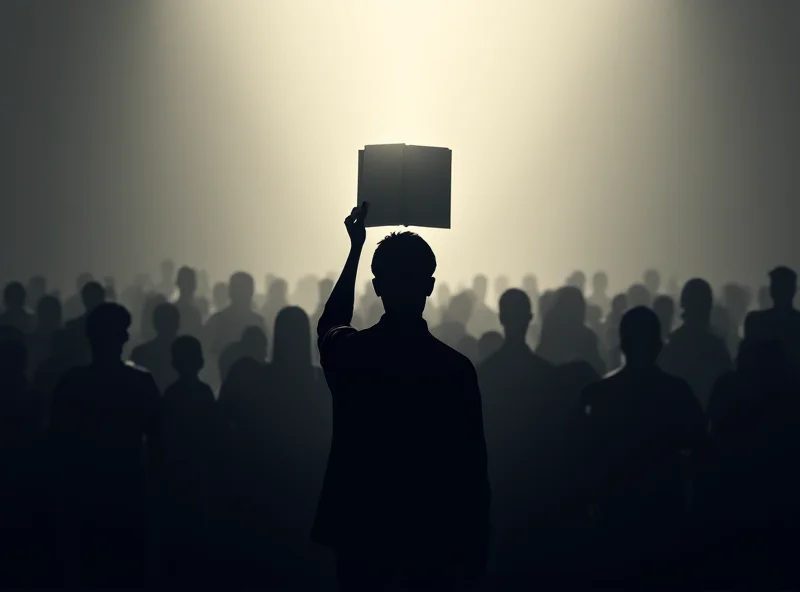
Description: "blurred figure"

(28, 295), (63, 373)
(468, 275), (499, 338)
(158, 259), (176, 298)
(744, 266), (800, 370)
(131, 302), (181, 393)
(175, 266), (204, 339)
(0, 281), (36, 334)
(652, 295), (676, 341)
(477, 331), (503, 363)
(643, 269), (661, 297)
(627, 283), (652, 309)
(432, 291), (474, 350)
(659, 279), (733, 409)
(64, 281), (106, 366)
(588, 272), (610, 316)
(566, 271), (587, 294)
(218, 326), (268, 385)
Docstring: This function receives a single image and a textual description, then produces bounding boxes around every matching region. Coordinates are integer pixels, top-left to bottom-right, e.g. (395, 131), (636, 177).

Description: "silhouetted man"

(582, 307), (707, 586)
(50, 303), (162, 588)
(744, 266), (800, 370)
(467, 275), (499, 338)
(27, 294), (63, 375)
(659, 279), (733, 409)
(218, 325), (268, 384)
(315, 203), (490, 591)
(175, 266), (204, 339)
(131, 302), (181, 393)
(588, 272), (611, 316)
(0, 281), (35, 334)
(64, 281), (106, 366)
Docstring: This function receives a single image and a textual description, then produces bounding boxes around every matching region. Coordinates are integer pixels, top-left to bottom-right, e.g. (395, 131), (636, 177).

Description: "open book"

(357, 144), (452, 229)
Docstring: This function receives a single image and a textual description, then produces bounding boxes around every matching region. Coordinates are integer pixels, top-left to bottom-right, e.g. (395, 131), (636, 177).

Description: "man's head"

(153, 302), (180, 340)
(680, 278), (713, 326)
(620, 306), (662, 366)
(3, 282), (26, 311)
(171, 335), (204, 377)
(371, 232), (436, 318)
(81, 281), (106, 313)
(498, 288), (533, 342)
(592, 271), (609, 294)
(472, 275), (488, 303)
(769, 266), (797, 308)
(176, 266), (197, 298)
(643, 269), (661, 294)
(229, 272), (255, 308)
(86, 303), (132, 360)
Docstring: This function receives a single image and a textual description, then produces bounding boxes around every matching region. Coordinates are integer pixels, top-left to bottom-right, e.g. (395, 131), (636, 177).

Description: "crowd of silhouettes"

(2, 207), (800, 589)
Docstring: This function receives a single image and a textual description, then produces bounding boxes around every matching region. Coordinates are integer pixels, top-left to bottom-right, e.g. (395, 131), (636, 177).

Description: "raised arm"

(317, 202), (369, 340)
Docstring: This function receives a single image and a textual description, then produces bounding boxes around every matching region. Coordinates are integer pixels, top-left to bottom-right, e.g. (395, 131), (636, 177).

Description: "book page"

(401, 145), (452, 229)
(357, 144), (406, 227)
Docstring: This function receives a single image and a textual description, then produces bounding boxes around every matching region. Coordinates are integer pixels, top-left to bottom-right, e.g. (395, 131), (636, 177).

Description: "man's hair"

(371, 232), (436, 280)
(86, 303), (131, 343)
(620, 306), (661, 350)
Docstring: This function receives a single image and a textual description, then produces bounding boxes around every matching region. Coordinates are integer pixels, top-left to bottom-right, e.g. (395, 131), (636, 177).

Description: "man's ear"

(372, 278), (382, 298)
(426, 277), (436, 297)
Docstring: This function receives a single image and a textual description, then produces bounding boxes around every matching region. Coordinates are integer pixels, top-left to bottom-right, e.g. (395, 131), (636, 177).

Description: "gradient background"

(2, 1), (799, 295)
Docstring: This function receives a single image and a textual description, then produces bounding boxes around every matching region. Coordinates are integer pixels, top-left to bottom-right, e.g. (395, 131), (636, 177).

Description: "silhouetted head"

(457, 335), (480, 363)
(620, 306), (662, 367)
(141, 294), (167, 340)
(81, 282), (106, 313)
(171, 335), (204, 377)
(153, 303), (180, 340)
(436, 283), (452, 308)
(27, 276), (47, 304)
(75, 273), (94, 293)
(444, 292), (474, 326)
(229, 272), (255, 308)
(371, 232), (436, 319)
(478, 331), (504, 362)
(86, 303), (131, 361)
(610, 293), (628, 318)
(273, 306), (311, 367)
(498, 288), (533, 342)
(268, 278), (288, 302)
(238, 325), (268, 361)
(3, 282), (27, 311)
(680, 278), (714, 326)
(643, 269), (661, 295)
(768, 266), (797, 309)
(566, 271), (587, 293)
(212, 282), (228, 310)
(522, 274), (538, 296)
(176, 266), (197, 298)
(318, 279), (334, 305)
(472, 275), (488, 303)
(36, 295), (62, 331)
(652, 295), (675, 337)
(0, 327), (27, 379)
(551, 286), (587, 326)
(627, 283), (651, 308)
(592, 272), (609, 294)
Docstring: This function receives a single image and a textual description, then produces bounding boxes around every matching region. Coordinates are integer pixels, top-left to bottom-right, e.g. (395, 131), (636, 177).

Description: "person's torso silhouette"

(316, 207), (490, 591)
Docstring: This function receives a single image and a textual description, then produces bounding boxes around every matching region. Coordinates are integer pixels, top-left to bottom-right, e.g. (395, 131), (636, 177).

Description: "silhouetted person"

(316, 204), (490, 591)
(744, 266), (800, 370)
(478, 289), (557, 584)
(64, 281), (106, 366)
(131, 302), (181, 393)
(205, 273), (265, 388)
(659, 279), (733, 409)
(705, 339), (800, 588)
(211, 281), (229, 314)
(50, 303), (162, 588)
(137, 292), (168, 348)
(160, 336), (218, 586)
(589, 271), (611, 315)
(33, 329), (72, 428)
(158, 258), (176, 298)
(652, 294), (675, 341)
(537, 286), (606, 375)
(721, 282), (750, 356)
(432, 291), (474, 350)
(63, 273), (94, 321)
(477, 330), (503, 363)
(103, 276), (118, 302)
(0, 328), (41, 586)
(175, 266), (204, 339)
(27, 294), (63, 373)
(643, 268), (661, 297)
(582, 307), (707, 586)
(0, 281), (35, 334)
(218, 325), (268, 384)
(627, 283), (652, 308)
(456, 333), (480, 364)
(566, 270), (587, 294)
